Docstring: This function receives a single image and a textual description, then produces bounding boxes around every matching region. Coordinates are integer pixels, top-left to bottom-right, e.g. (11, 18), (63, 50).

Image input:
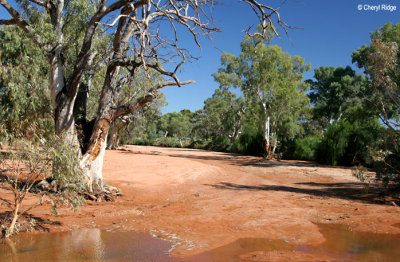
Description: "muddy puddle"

(0, 224), (399, 262)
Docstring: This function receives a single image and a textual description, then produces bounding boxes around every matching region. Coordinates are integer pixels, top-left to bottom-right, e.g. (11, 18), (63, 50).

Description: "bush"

(371, 130), (400, 189)
(235, 125), (264, 156)
(0, 135), (84, 237)
(204, 136), (231, 152)
(293, 136), (321, 161)
(316, 119), (383, 166)
(316, 121), (353, 166)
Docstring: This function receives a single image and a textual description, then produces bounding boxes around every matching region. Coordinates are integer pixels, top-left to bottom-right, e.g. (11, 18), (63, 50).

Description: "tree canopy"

(213, 34), (310, 158)
(306, 66), (368, 128)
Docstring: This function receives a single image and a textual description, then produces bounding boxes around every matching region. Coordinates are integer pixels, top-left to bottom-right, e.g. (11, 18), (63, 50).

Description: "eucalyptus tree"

(0, 0), (288, 193)
(352, 23), (400, 133)
(201, 88), (246, 144)
(306, 66), (368, 129)
(169, 112), (192, 147)
(352, 23), (400, 186)
(214, 35), (310, 158)
(157, 111), (192, 147)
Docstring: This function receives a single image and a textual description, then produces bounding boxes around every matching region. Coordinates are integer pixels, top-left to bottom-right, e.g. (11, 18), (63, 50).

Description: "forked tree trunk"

(50, 50), (109, 193)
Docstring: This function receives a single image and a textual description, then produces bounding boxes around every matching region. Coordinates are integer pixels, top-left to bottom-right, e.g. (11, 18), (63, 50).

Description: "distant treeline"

(120, 23), (399, 189)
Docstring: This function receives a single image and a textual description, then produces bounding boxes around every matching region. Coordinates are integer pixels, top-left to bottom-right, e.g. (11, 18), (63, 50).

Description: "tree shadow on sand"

(236, 159), (354, 170)
(205, 181), (395, 205)
(117, 148), (251, 162)
(0, 211), (62, 233)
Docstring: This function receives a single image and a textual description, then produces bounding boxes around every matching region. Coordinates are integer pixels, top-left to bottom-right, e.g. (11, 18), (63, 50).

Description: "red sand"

(1, 145), (399, 259)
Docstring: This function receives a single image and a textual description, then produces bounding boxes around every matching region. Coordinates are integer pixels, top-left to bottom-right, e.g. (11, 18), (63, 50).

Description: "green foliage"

(0, 25), (84, 233)
(342, 118), (383, 166)
(108, 67), (167, 148)
(352, 23), (400, 124)
(204, 136), (231, 152)
(49, 136), (85, 192)
(293, 136), (321, 161)
(0, 26), (52, 141)
(315, 119), (383, 166)
(306, 66), (368, 129)
(200, 88), (245, 143)
(169, 113), (192, 140)
(316, 121), (353, 166)
(155, 111), (193, 146)
(235, 125), (264, 156)
(213, 34), (310, 156)
(352, 22), (400, 188)
(370, 130), (400, 188)
(0, 134), (84, 236)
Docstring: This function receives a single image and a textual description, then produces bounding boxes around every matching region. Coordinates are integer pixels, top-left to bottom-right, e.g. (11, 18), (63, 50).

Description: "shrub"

(0, 135), (84, 237)
(204, 136), (231, 152)
(316, 121), (353, 166)
(293, 136), (321, 161)
(316, 119), (383, 166)
(235, 125), (264, 156)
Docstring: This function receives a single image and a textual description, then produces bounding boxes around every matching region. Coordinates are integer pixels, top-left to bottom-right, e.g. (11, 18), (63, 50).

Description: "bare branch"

(0, 19), (16, 25)
(147, 60), (186, 86)
(28, 0), (46, 7)
(242, 0), (294, 38)
(113, 79), (195, 119)
(20, 193), (45, 216)
(67, 0), (143, 98)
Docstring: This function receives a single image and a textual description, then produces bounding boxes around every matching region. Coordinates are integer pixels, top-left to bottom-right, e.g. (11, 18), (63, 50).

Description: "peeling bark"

(80, 134), (108, 193)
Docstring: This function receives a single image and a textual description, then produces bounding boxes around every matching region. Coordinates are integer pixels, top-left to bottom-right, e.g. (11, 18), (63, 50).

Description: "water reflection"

(0, 224), (399, 261)
(299, 223), (400, 262)
(0, 229), (174, 262)
(187, 238), (293, 262)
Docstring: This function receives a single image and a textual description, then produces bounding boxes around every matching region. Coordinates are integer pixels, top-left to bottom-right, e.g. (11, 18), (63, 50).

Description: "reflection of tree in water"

(0, 229), (105, 261)
(0, 230), (176, 261)
(58, 229), (105, 260)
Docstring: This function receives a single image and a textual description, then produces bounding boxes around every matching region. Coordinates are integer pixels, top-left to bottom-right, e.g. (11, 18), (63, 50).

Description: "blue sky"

(1, 0), (399, 113)
(160, 0), (400, 113)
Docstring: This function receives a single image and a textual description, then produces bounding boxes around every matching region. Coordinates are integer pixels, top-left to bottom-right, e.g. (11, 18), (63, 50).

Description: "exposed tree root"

(34, 178), (122, 202)
(81, 185), (122, 202)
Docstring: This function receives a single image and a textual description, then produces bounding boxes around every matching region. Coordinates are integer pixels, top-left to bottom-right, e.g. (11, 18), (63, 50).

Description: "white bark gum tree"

(257, 86), (274, 159)
(0, 0), (287, 193)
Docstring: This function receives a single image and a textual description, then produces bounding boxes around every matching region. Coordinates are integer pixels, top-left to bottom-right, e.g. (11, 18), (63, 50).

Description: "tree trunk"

(78, 63), (122, 192)
(107, 123), (120, 149)
(7, 202), (20, 237)
(272, 135), (278, 158)
(107, 118), (129, 149)
(229, 126), (240, 145)
(50, 51), (107, 193)
(80, 135), (108, 193)
(264, 116), (272, 159)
